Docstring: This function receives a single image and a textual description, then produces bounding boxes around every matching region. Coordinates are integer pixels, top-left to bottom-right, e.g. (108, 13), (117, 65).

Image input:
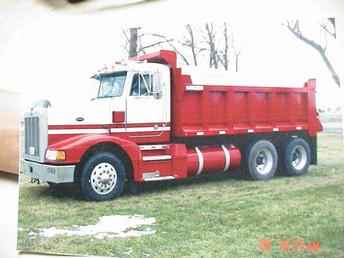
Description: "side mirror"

(153, 73), (163, 99)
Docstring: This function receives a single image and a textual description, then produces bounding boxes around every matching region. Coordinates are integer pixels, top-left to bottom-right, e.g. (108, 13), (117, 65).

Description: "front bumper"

(21, 160), (75, 183)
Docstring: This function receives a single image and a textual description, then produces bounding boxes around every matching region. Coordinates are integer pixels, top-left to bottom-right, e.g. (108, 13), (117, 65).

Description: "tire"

(47, 182), (60, 192)
(67, 0), (86, 3)
(80, 152), (126, 201)
(127, 180), (144, 195)
(282, 138), (311, 176)
(245, 139), (278, 180)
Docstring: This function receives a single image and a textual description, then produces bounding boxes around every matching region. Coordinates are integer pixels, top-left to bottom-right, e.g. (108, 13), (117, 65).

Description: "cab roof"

(93, 60), (167, 78)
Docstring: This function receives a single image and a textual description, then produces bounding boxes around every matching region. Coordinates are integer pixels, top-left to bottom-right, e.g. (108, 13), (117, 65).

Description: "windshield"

(97, 71), (127, 98)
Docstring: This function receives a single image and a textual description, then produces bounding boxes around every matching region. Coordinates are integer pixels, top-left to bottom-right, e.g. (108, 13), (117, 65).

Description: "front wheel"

(80, 152), (126, 201)
(282, 138), (311, 176)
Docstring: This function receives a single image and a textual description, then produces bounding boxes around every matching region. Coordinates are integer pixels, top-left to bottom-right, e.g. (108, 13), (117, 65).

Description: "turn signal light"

(46, 150), (66, 161)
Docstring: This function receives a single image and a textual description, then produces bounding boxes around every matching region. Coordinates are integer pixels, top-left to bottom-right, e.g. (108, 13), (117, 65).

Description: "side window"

(130, 74), (140, 96)
(130, 73), (154, 96)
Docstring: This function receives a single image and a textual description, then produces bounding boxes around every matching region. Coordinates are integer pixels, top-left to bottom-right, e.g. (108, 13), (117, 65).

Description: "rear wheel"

(80, 152), (126, 201)
(282, 138), (311, 176)
(245, 139), (278, 180)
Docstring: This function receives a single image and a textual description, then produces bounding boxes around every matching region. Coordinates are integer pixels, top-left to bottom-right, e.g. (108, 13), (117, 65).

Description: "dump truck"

(21, 50), (323, 201)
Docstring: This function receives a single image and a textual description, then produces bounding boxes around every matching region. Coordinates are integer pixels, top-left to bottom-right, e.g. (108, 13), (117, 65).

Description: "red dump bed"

(135, 50), (322, 138)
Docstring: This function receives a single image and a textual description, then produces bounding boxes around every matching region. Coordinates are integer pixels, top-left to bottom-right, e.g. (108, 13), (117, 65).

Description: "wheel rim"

(90, 162), (117, 195)
(255, 148), (274, 175)
(291, 145), (307, 170)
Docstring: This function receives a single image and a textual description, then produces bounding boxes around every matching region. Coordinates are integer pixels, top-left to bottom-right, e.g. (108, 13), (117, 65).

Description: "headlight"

(45, 150), (66, 161)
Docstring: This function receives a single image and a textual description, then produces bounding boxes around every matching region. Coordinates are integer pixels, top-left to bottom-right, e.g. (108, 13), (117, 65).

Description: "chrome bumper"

(21, 160), (75, 183)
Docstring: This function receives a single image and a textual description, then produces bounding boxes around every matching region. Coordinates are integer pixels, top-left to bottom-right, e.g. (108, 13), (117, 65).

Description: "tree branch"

(122, 29), (130, 43)
(146, 33), (190, 65)
(320, 23), (336, 39)
(285, 20), (340, 87)
(285, 21), (323, 52)
(139, 39), (174, 51)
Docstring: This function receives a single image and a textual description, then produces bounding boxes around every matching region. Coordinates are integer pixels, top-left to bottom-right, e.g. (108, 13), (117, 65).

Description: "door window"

(130, 73), (153, 96)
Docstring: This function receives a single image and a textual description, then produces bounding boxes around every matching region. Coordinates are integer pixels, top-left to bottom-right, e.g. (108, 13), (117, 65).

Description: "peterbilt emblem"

(76, 117), (85, 122)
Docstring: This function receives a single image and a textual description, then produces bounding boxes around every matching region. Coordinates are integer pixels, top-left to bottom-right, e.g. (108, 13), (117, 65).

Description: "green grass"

(17, 133), (344, 257)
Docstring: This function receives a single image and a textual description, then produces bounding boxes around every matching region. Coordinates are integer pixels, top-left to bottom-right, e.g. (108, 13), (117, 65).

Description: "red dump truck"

(21, 50), (322, 201)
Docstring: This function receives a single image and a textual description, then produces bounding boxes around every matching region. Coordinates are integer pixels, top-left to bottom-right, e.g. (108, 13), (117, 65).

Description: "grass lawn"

(17, 133), (344, 258)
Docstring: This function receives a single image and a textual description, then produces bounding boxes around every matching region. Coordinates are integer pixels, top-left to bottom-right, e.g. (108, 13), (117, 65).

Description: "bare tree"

(184, 24), (198, 66)
(205, 23), (219, 69)
(231, 33), (241, 72)
(285, 19), (340, 87)
(217, 22), (229, 70)
(122, 23), (241, 71)
(178, 24), (209, 66)
(204, 22), (235, 71)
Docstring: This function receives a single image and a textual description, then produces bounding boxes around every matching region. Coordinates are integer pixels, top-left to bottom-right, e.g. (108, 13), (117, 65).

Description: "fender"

(46, 134), (141, 179)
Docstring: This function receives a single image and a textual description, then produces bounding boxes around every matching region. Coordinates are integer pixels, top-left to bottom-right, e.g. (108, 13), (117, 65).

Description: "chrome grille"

(23, 109), (48, 163)
(24, 117), (40, 156)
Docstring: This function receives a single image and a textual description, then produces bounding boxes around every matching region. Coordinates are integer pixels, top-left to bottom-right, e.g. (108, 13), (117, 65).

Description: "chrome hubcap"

(291, 146), (307, 170)
(255, 148), (273, 175)
(90, 162), (117, 195)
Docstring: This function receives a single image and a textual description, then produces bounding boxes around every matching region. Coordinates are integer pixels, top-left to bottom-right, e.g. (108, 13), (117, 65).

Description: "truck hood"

(48, 100), (112, 126)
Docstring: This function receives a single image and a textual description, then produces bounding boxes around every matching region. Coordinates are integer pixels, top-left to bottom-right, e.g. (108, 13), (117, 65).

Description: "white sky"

(0, 0), (343, 109)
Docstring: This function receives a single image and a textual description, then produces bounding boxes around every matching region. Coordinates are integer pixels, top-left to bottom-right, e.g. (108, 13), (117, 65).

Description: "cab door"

(125, 69), (170, 141)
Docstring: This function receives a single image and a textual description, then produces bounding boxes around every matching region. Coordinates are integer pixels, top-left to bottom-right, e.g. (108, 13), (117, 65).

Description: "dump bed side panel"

(173, 81), (322, 138)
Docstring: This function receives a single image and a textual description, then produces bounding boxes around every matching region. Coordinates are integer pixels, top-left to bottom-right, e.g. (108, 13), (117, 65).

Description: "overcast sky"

(0, 0), (343, 109)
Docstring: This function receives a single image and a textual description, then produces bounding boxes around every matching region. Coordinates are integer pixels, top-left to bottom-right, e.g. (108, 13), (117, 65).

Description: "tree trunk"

(235, 53), (240, 72)
(186, 24), (198, 66)
(223, 23), (229, 71)
(129, 28), (138, 58)
(205, 23), (218, 69)
(318, 50), (341, 87)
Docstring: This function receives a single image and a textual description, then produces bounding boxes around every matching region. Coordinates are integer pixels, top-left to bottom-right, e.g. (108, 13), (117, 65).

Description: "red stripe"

(48, 131), (170, 145)
(48, 122), (170, 130)
(48, 124), (110, 130)
(126, 122), (170, 128)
